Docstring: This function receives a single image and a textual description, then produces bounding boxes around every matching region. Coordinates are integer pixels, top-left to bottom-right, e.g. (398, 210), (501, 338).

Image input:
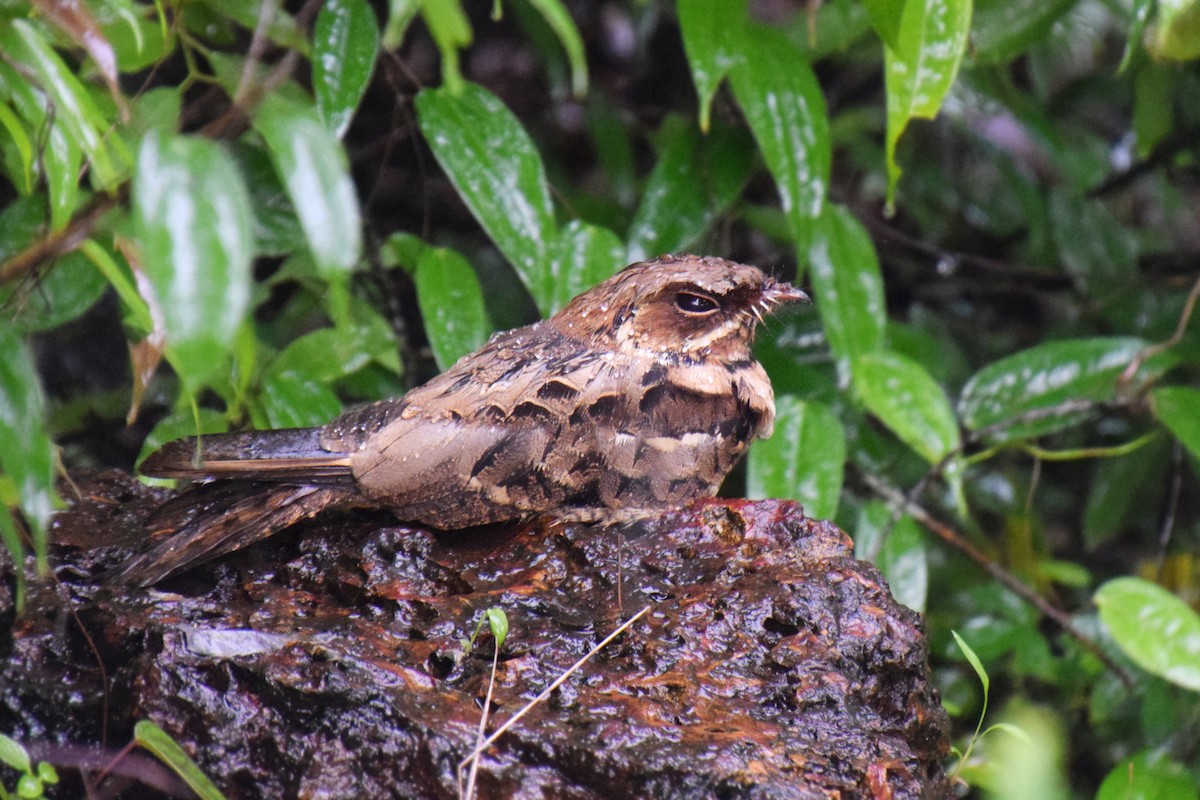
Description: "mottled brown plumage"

(118, 254), (807, 585)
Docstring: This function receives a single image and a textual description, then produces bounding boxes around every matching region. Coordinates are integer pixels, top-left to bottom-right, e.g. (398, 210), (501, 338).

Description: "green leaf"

(729, 24), (830, 253)
(133, 131), (254, 388)
(1151, 0), (1200, 60)
(313, 0), (380, 139)
(958, 337), (1176, 444)
(0, 20), (127, 188)
(677, 0), (747, 131)
(626, 119), (754, 262)
(970, 0), (1076, 64)
(548, 221), (624, 314)
(524, 0), (588, 98)
(1152, 386), (1200, 462)
(1083, 437), (1168, 549)
(808, 204), (886, 386)
(883, 0), (972, 207)
(485, 607), (509, 649)
(43, 121), (83, 231)
(1049, 194), (1137, 287)
(0, 733), (32, 773)
(745, 396), (845, 520)
(421, 0), (472, 93)
(413, 245), (492, 370)
(862, 0), (905, 49)
(1096, 577), (1200, 691)
(134, 721), (227, 800)
(0, 196), (106, 333)
(415, 82), (558, 314)
(257, 369), (342, 429)
(137, 408), (228, 471)
(855, 350), (960, 464)
(855, 501), (929, 613)
(952, 630), (990, 694)
(0, 102), (34, 193)
(1096, 750), (1199, 800)
(0, 323), (56, 571)
(254, 94), (362, 278)
(382, 0), (421, 50)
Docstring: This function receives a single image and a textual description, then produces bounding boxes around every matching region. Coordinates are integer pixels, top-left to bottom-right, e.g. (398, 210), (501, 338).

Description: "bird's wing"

(319, 322), (627, 527)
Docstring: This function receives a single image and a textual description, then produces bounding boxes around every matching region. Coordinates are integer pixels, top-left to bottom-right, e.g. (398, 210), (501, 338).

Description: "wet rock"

(1, 471), (950, 798)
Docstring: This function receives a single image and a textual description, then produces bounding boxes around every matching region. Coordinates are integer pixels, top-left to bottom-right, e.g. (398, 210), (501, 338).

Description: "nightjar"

(118, 254), (808, 584)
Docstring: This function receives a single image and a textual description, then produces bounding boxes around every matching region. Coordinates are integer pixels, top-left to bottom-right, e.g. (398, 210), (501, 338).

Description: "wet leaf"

(855, 350), (960, 465)
(1152, 386), (1200, 461)
(524, 0), (588, 97)
(883, 0), (971, 206)
(677, 0), (747, 131)
(0, 323), (55, 568)
(861, 0), (904, 49)
(254, 94), (362, 277)
(548, 220), (624, 314)
(856, 501), (929, 613)
(1096, 577), (1200, 691)
(729, 24), (830, 253)
(1096, 750), (1199, 800)
(415, 82), (558, 314)
(808, 204), (886, 386)
(958, 338), (1176, 443)
(0, 20), (127, 188)
(413, 245), (492, 369)
(0, 196), (106, 332)
(626, 119), (754, 262)
(313, 0), (380, 139)
(133, 131), (254, 388)
(746, 395), (845, 520)
(970, 0), (1076, 64)
(134, 721), (228, 800)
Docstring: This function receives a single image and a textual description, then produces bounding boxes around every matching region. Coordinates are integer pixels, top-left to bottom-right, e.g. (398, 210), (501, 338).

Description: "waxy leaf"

(413, 246), (493, 369)
(1152, 386), (1200, 462)
(677, 0), (747, 131)
(626, 120), (754, 263)
(0, 20), (128, 188)
(314, 0), (380, 139)
(746, 396), (845, 520)
(416, 83), (558, 315)
(0, 323), (55, 571)
(855, 501), (929, 613)
(134, 721), (226, 800)
(133, 131), (253, 388)
(883, 0), (971, 206)
(971, 0), (1076, 64)
(1096, 577), (1200, 691)
(548, 221), (624, 315)
(254, 94), (362, 278)
(729, 25), (830, 253)
(855, 350), (960, 465)
(524, 0), (589, 98)
(808, 204), (886, 386)
(1097, 751), (1199, 800)
(959, 337), (1175, 444)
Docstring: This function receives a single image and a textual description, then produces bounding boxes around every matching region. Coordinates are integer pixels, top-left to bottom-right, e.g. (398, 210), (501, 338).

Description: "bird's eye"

(674, 291), (719, 315)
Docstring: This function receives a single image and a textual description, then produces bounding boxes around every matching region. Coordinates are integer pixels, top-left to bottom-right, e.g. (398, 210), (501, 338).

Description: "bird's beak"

(763, 278), (810, 306)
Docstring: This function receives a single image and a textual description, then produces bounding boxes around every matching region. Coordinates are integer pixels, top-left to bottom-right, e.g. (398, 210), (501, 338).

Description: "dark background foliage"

(1, 0), (1199, 796)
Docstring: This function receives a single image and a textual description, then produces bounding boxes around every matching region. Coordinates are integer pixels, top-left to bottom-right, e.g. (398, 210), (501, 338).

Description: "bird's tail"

(113, 480), (356, 586)
(116, 427), (359, 586)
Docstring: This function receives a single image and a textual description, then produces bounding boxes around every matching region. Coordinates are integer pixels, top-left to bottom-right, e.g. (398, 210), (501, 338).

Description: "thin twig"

(457, 606), (652, 776)
(859, 472), (1136, 689)
(462, 636), (502, 800)
(1119, 270), (1200, 386)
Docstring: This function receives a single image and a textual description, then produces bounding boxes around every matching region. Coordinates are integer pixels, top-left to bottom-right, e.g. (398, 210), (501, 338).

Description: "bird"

(116, 254), (809, 585)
